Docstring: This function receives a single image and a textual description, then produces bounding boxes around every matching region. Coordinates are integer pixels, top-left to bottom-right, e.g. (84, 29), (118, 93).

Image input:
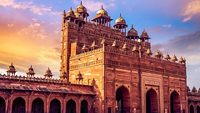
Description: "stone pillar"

(44, 98), (47, 113)
(46, 96), (50, 113)
(25, 96), (29, 113)
(27, 96), (31, 113)
(5, 95), (10, 113)
(62, 98), (66, 113)
(8, 95), (12, 113)
(61, 100), (64, 113)
(195, 105), (197, 113)
(77, 100), (80, 113)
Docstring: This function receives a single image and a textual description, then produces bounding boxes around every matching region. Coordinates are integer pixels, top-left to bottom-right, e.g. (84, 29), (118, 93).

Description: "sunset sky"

(0, 0), (200, 88)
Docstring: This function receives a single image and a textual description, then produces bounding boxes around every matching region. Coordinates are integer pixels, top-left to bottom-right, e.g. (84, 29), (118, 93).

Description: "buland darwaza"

(1, 1), (200, 113)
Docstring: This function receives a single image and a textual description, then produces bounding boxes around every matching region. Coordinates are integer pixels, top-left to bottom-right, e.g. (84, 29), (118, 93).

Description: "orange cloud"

(183, 0), (200, 22)
(0, 11), (60, 77)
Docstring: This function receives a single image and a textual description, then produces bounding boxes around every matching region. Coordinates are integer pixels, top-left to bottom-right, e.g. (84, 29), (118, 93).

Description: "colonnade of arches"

(189, 105), (200, 113)
(0, 96), (89, 113)
(145, 89), (181, 113)
(115, 86), (181, 113)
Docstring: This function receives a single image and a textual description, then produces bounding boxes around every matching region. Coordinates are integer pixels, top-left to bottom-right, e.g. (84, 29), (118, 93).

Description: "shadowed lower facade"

(0, 1), (195, 113)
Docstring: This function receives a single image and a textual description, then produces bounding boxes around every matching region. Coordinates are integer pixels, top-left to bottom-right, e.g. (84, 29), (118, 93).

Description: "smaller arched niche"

(81, 100), (88, 113)
(190, 105), (194, 113)
(0, 97), (5, 113)
(50, 99), (61, 113)
(66, 99), (76, 113)
(31, 98), (44, 113)
(146, 89), (158, 113)
(170, 91), (181, 113)
(115, 86), (130, 113)
(12, 97), (26, 113)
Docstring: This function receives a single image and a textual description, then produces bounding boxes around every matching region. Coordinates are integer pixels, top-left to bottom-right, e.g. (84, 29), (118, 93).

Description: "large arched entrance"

(50, 99), (61, 113)
(190, 105), (194, 113)
(197, 106), (200, 113)
(31, 98), (44, 113)
(66, 99), (76, 113)
(146, 89), (158, 113)
(81, 100), (88, 113)
(12, 97), (26, 113)
(0, 97), (5, 113)
(170, 91), (181, 113)
(116, 86), (130, 113)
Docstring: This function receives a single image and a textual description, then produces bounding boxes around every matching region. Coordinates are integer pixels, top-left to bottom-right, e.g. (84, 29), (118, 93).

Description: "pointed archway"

(146, 89), (158, 113)
(81, 100), (88, 113)
(190, 105), (194, 113)
(197, 106), (200, 113)
(170, 91), (181, 113)
(50, 99), (61, 113)
(116, 86), (130, 113)
(12, 97), (26, 113)
(0, 97), (5, 113)
(31, 98), (44, 113)
(66, 99), (76, 113)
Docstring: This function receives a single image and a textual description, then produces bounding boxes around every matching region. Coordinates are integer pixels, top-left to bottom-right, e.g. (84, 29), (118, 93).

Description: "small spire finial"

(120, 13), (122, 17)
(101, 5), (103, 9)
(70, 7), (72, 10)
(80, 1), (82, 5)
(131, 24), (134, 28)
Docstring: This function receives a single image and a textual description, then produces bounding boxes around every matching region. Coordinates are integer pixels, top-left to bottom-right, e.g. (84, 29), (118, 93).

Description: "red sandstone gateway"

(1, 1), (197, 113)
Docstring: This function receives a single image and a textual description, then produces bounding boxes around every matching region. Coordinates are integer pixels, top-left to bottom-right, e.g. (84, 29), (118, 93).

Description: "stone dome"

(96, 6), (108, 17)
(44, 68), (53, 78)
(27, 65), (35, 76)
(9, 63), (15, 71)
(115, 14), (126, 25)
(76, 1), (87, 14)
(141, 30), (149, 38)
(127, 26), (138, 37)
(28, 65), (34, 72)
(66, 7), (75, 17)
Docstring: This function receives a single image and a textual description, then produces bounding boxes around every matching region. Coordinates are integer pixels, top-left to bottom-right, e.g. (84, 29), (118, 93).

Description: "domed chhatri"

(146, 48), (153, 56)
(171, 54), (178, 62)
(27, 65), (35, 77)
(76, 71), (83, 84)
(7, 63), (16, 76)
(114, 14), (127, 31)
(74, 10), (80, 18)
(127, 25), (139, 39)
(165, 54), (171, 61)
(76, 1), (87, 13)
(179, 56), (186, 64)
(92, 5), (112, 26)
(140, 30), (150, 42)
(115, 14), (127, 25)
(64, 7), (77, 23)
(97, 5), (108, 17)
(66, 7), (75, 18)
(75, 1), (89, 19)
(155, 50), (163, 59)
(44, 67), (53, 78)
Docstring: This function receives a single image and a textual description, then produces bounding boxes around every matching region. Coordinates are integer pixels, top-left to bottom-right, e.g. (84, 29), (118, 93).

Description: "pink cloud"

(73, 0), (115, 13)
(0, 0), (58, 15)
